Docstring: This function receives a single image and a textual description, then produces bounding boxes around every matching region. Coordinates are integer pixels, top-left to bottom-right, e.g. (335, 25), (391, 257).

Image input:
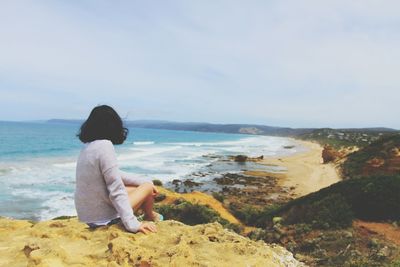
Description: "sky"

(0, 1), (399, 129)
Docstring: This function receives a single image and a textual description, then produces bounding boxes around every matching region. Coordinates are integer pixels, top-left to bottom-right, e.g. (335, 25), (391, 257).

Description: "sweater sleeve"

(99, 141), (141, 233)
(120, 170), (154, 186)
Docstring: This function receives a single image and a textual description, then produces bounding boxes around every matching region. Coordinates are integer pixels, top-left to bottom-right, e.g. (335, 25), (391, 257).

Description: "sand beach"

(260, 139), (341, 197)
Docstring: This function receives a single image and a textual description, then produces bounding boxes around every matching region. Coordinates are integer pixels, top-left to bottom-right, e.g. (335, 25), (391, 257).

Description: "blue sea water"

(0, 121), (301, 221)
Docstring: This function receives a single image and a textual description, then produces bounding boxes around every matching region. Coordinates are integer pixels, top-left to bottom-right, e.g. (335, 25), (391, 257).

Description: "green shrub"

(274, 175), (400, 228)
(247, 228), (268, 241)
(387, 259), (400, 267)
(237, 175), (400, 229)
(51, 216), (77, 220)
(155, 199), (242, 233)
(154, 193), (166, 202)
(228, 203), (264, 225)
(227, 203), (287, 227)
(294, 223), (312, 235)
(285, 193), (354, 229)
(152, 179), (163, 186)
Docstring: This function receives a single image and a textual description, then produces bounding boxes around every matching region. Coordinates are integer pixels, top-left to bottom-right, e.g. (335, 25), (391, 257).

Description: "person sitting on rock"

(74, 105), (162, 234)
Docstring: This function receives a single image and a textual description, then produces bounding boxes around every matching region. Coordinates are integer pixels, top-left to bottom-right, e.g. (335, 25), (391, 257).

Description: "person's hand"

(138, 221), (157, 234)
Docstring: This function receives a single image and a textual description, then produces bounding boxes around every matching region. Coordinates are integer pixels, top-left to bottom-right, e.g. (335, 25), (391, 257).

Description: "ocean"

(0, 121), (302, 221)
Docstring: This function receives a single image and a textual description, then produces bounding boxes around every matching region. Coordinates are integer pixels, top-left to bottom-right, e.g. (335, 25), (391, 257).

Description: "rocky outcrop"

(234, 155), (248, 162)
(321, 145), (342, 163)
(231, 155), (264, 162)
(0, 217), (304, 267)
(322, 145), (358, 164)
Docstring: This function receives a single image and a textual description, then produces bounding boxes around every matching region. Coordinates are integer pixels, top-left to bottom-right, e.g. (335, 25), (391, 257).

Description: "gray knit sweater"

(74, 139), (153, 232)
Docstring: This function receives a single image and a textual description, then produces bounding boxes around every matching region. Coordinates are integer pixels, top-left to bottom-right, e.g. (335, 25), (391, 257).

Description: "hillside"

(47, 119), (313, 136)
(298, 128), (397, 148)
(234, 135), (400, 266)
(259, 175), (400, 227)
(342, 133), (400, 178)
(47, 119), (399, 138)
(239, 175), (400, 266)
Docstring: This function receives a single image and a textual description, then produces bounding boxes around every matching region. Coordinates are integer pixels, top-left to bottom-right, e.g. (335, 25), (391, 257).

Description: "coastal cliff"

(0, 217), (304, 267)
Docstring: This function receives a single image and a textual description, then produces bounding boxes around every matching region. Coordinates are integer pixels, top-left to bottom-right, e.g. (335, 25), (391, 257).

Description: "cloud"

(0, 1), (399, 128)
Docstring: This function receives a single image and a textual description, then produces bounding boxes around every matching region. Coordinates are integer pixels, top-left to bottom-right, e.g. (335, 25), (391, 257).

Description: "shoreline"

(259, 139), (342, 197)
(1, 136), (338, 222)
(163, 137), (342, 218)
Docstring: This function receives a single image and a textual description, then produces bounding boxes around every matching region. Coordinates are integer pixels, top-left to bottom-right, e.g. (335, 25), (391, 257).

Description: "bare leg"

(125, 183), (156, 220)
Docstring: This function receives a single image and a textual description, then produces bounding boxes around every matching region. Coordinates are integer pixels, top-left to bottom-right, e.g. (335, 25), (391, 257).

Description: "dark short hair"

(77, 105), (128, 144)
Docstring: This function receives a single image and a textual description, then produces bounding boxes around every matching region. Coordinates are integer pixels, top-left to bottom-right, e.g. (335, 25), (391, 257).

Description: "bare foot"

(144, 211), (163, 222)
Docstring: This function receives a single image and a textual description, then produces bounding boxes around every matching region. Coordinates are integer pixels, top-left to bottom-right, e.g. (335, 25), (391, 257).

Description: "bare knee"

(128, 182), (154, 211)
(139, 182), (153, 196)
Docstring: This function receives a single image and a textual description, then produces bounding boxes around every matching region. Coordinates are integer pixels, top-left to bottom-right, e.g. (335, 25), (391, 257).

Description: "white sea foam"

(163, 136), (299, 157)
(165, 142), (208, 147)
(53, 162), (77, 168)
(133, 141), (155, 145)
(1, 133), (303, 221)
(114, 135), (301, 184)
(120, 145), (183, 160)
(40, 193), (77, 220)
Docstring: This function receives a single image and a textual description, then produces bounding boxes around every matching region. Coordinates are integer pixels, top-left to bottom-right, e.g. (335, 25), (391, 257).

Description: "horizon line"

(1, 119), (398, 131)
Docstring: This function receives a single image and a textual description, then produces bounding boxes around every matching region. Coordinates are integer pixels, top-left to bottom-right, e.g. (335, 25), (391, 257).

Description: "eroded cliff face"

(362, 147), (400, 176)
(0, 217), (304, 267)
(341, 134), (400, 178)
(321, 144), (358, 164)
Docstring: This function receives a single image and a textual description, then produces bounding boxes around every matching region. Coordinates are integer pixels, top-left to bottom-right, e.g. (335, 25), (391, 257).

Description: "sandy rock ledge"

(0, 217), (305, 267)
